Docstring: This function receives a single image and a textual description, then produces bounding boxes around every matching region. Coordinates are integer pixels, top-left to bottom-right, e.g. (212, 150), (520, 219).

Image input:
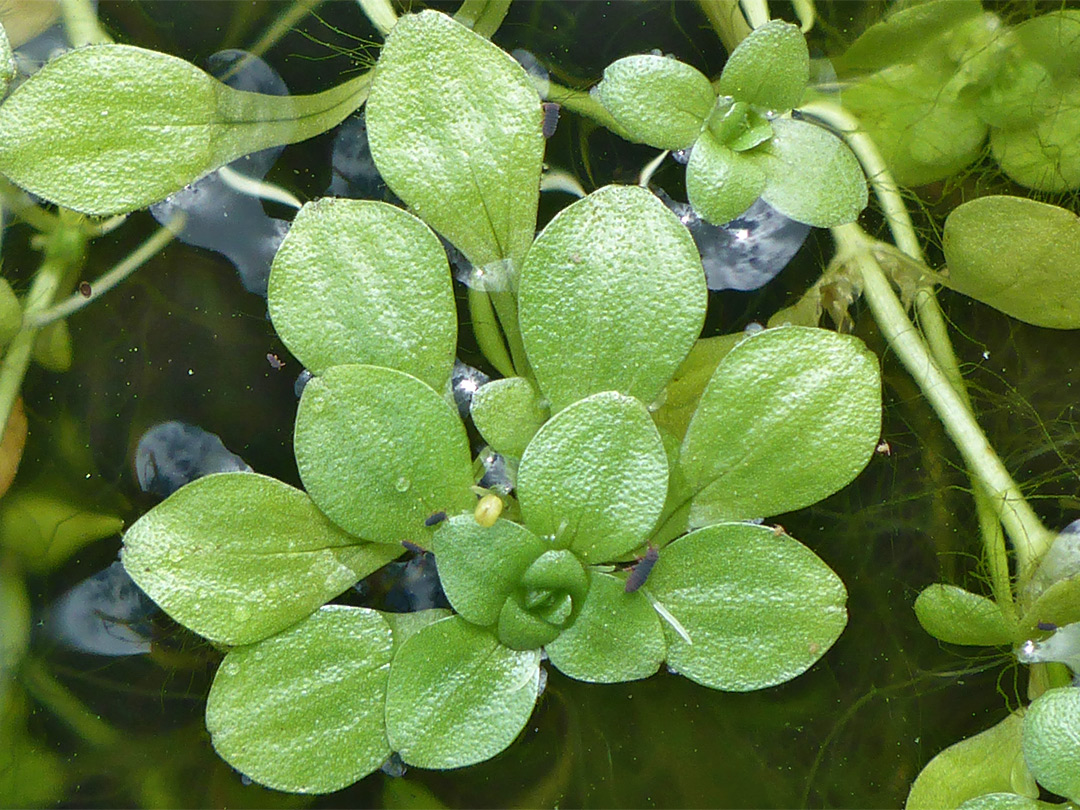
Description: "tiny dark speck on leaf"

(425, 511), (447, 527)
(401, 540), (425, 554)
(541, 102), (560, 138)
(78, 281), (92, 297)
(625, 547), (659, 593)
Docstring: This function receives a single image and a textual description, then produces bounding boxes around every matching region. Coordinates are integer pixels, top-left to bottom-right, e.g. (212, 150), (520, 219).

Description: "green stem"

(834, 223), (1055, 578)
(543, 80), (632, 140)
(227, 0), (324, 79)
(455, 0), (513, 38)
(696, 0), (752, 51)
(20, 657), (121, 748)
(468, 287), (515, 377)
(355, 0), (397, 36)
(58, 0), (111, 46)
(490, 290), (530, 378)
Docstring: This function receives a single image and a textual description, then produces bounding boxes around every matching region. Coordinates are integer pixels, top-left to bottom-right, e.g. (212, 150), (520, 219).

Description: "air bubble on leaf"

(510, 48), (550, 98)
(478, 448), (515, 494)
(744, 321), (765, 334)
(380, 752), (407, 778)
(1017, 621), (1080, 678)
(149, 50), (292, 297)
(672, 147), (692, 165)
(43, 561), (156, 656)
(294, 368), (313, 398)
(134, 421), (251, 498)
(451, 360), (490, 419)
(655, 189), (811, 292)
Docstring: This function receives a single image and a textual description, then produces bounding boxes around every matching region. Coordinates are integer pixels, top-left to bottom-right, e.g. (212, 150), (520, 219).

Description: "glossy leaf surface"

(268, 199), (456, 390)
(914, 584), (1017, 646)
(715, 20), (808, 112)
(206, 606), (393, 793)
(295, 365), (475, 546)
(686, 130), (764, 225)
(470, 377), (549, 458)
(1022, 687), (1080, 803)
(122, 473), (401, 645)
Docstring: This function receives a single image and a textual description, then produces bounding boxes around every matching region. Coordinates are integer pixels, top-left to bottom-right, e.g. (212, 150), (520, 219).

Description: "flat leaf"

(470, 377), (549, 458)
(1022, 576), (1080, 636)
(206, 606), (393, 794)
(686, 130), (765, 225)
(517, 392), (668, 563)
(0, 488), (123, 573)
(1022, 687), (1080, 803)
(914, 584), (1017, 646)
(754, 117), (867, 228)
(652, 334), (745, 442)
(0, 44), (368, 215)
(0, 561), (28, 703)
(681, 326), (881, 525)
(991, 81), (1080, 193)
(366, 10), (543, 270)
(386, 616), (540, 769)
(907, 712), (1038, 809)
(957, 796), (1060, 810)
(716, 20), (808, 112)
(294, 364), (475, 546)
(268, 199), (456, 390)
(545, 571), (665, 683)
(518, 185), (707, 411)
(942, 195), (1080, 329)
(597, 54), (713, 150)
(382, 609), (453, 651)
(1014, 10), (1080, 79)
(648, 523), (847, 691)
(122, 472), (401, 645)
(0, 24), (12, 98)
(431, 516), (545, 626)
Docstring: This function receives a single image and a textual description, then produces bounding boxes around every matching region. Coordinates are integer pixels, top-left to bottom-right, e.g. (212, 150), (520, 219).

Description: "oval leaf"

(914, 584), (1017, 646)
(716, 20), (808, 112)
(686, 130), (765, 225)
(545, 571), (666, 683)
(0, 44), (368, 215)
(906, 712), (1037, 809)
(942, 195), (1080, 329)
(268, 199), (456, 389)
(648, 523), (847, 691)
(121, 472), (401, 645)
(386, 616), (540, 769)
(206, 606), (393, 794)
(991, 82), (1080, 193)
(470, 376), (549, 459)
(366, 10), (543, 270)
(1022, 687), (1080, 804)
(294, 365), (475, 546)
(597, 54), (713, 150)
(518, 392), (668, 563)
(681, 326), (881, 525)
(519, 184), (707, 411)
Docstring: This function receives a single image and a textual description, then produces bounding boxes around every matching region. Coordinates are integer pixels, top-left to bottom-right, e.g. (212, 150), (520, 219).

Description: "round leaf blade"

(716, 20), (808, 112)
(686, 130), (765, 225)
(914, 584), (1017, 646)
(470, 376), (549, 459)
(1022, 687), (1080, 803)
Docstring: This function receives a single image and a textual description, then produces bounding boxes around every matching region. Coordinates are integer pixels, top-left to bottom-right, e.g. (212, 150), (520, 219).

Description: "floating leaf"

(597, 54), (713, 150)
(715, 20), (808, 112)
(517, 392), (668, 563)
(906, 712), (1037, 809)
(366, 10), (543, 270)
(470, 377), (549, 458)
(122, 473), (401, 645)
(942, 195), (1080, 329)
(0, 44), (368, 215)
(652, 334), (744, 442)
(1022, 687), (1080, 803)
(686, 130), (764, 225)
(294, 364), (475, 546)
(545, 571), (665, 683)
(386, 616), (540, 769)
(518, 185), (707, 411)
(754, 118), (867, 228)
(991, 81), (1080, 192)
(914, 584), (1017, 646)
(1013, 10), (1080, 79)
(957, 796), (1060, 810)
(648, 523), (847, 691)
(681, 326), (880, 525)
(268, 200), (456, 390)
(0, 488), (123, 573)
(206, 606), (393, 793)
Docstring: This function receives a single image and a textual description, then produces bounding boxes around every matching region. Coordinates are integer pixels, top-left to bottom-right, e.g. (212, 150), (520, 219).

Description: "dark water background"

(6, 0), (1080, 806)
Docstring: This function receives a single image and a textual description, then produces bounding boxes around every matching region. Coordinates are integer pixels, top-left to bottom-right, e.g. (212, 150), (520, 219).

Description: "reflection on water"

(3, 1), (1080, 808)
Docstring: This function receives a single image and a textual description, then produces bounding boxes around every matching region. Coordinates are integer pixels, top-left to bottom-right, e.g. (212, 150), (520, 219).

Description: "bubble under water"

(134, 421), (251, 498)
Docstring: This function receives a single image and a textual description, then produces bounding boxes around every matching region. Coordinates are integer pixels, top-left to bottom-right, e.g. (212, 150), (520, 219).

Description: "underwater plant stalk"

(356, 0), (397, 36)
(20, 657), (120, 748)
(834, 222), (1055, 579)
(59, 0), (111, 47)
(696, 0), (754, 52)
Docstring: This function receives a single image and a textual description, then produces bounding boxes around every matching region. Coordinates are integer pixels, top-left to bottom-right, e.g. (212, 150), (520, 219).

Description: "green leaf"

(942, 195), (1080, 329)
(704, 99), (773, 152)
(0, 561), (28, 704)
(1013, 10), (1080, 80)
(1022, 687), (1080, 803)
(517, 392), (668, 563)
(914, 584), (1017, 646)
(957, 795), (1061, 810)
(681, 326), (881, 525)
(206, 606), (393, 794)
(382, 608), (453, 652)
(991, 81), (1080, 193)
(497, 549), (589, 649)
(268, 199), (456, 390)
(716, 20), (809, 112)
(906, 712), (1037, 810)
(386, 616), (540, 769)
(596, 54), (714, 150)
(122, 472), (401, 645)
(545, 571), (666, 683)
(518, 184), (707, 411)
(841, 62), (987, 188)
(0, 728), (66, 807)
(648, 523), (847, 691)
(686, 130), (765, 225)
(366, 10), (543, 270)
(0, 488), (123, 573)
(294, 364), (475, 546)
(470, 377), (550, 458)
(432, 516), (546, 626)
(0, 44), (368, 215)
(754, 118), (867, 228)
(0, 24), (13, 98)
(652, 334), (745, 442)
(1021, 577), (1080, 637)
